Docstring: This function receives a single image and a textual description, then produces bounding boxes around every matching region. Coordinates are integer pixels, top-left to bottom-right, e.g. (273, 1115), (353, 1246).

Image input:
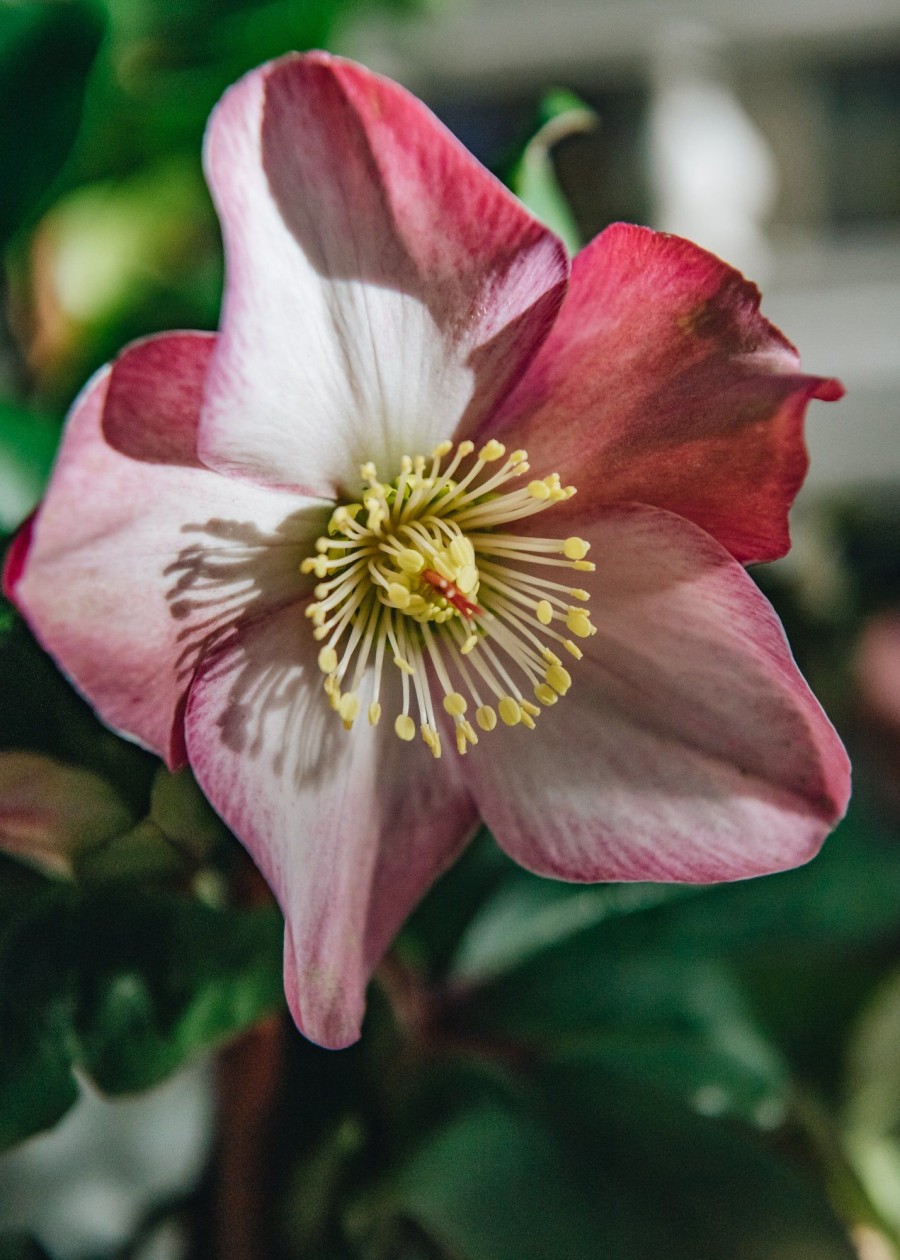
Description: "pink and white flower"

(6, 53), (850, 1048)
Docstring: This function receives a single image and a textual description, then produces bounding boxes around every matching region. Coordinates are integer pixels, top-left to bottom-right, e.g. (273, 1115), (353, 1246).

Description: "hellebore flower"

(6, 53), (850, 1048)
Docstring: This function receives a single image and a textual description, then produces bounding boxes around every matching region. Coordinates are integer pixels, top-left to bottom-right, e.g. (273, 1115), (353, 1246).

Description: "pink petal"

(10, 333), (323, 767)
(185, 600), (478, 1048)
(461, 504), (850, 882)
(200, 52), (568, 497)
(488, 224), (843, 565)
(0, 751), (133, 877)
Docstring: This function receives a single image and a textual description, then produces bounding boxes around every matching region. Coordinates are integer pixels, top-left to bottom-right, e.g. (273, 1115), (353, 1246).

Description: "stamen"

(300, 439), (592, 752)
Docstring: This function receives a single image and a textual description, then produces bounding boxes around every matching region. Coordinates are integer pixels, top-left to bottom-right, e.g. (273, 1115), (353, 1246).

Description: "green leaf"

(450, 950), (786, 1125)
(374, 1099), (629, 1260)
(74, 889), (285, 1093)
(372, 1072), (855, 1260)
(0, 873), (285, 1150)
(0, 404), (61, 532)
(0, 1237), (52, 1260)
(0, 888), (79, 1151)
(541, 1067), (857, 1260)
(507, 90), (596, 254)
(0, 1), (106, 244)
(452, 803), (900, 984)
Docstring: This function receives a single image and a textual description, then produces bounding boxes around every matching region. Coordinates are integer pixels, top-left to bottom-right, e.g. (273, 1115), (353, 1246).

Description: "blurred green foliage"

(1, 3), (900, 1258)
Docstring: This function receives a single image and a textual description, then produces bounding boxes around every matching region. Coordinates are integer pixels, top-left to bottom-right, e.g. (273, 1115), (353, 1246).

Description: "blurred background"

(1, 1), (900, 1258)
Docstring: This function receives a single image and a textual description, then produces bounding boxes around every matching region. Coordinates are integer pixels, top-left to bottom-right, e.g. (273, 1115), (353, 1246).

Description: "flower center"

(300, 438), (596, 757)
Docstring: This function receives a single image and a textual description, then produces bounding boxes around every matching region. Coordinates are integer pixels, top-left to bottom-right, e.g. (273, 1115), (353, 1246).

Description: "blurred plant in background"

(1, 2), (900, 1260)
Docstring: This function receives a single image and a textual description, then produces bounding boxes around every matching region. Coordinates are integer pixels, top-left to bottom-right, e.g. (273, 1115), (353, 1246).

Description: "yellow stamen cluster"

(300, 438), (596, 757)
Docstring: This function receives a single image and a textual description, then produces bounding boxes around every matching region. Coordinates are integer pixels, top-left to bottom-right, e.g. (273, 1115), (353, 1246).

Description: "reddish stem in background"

(213, 855), (283, 1260)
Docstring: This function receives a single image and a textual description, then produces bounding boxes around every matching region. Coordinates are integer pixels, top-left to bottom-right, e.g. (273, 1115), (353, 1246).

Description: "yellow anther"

(573, 560), (595, 572)
(535, 683), (558, 706)
(400, 454), (413, 473)
(314, 556), (329, 578)
(458, 440), (475, 457)
(542, 648), (561, 666)
(315, 538), (330, 553)
(520, 712), (537, 730)
(393, 655), (415, 676)
(457, 564), (479, 594)
(535, 599), (553, 625)
(510, 450), (527, 464)
(323, 674), (340, 697)
(422, 725), (442, 759)
(368, 701), (382, 727)
(432, 553), (455, 581)
(338, 692), (360, 727)
(461, 634), (479, 655)
(449, 537), (473, 567)
(566, 611), (594, 639)
(317, 646), (338, 674)
(394, 714), (416, 741)
(386, 582), (411, 609)
(476, 705), (498, 731)
(456, 728), (469, 755)
(327, 504), (361, 535)
(564, 537), (590, 560)
(432, 439), (453, 458)
(570, 588), (589, 601)
(396, 549), (425, 574)
(546, 664), (572, 696)
(313, 625), (329, 640)
(563, 639), (584, 659)
(443, 692), (468, 717)
(360, 461), (377, 481)
(498, 696), (522, 726)
(478, 439), (506, 462)
(460, 720), (478, 745)
(300, 557), (316, 575)
(520, 700), (540, 718)
(563, 485), (577, 498)
(528, 479), (551, 501)
(305, 603), (319, 619)
(514, 462), (530, 475)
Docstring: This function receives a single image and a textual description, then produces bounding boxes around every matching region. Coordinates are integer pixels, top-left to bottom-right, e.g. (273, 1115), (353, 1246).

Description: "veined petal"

(8, 333), (325, 767)
(488, 224), (843, 565)
(185, 600), (478, 1048)
(199, 52), (568, 497)
(461, 504), (850, 883)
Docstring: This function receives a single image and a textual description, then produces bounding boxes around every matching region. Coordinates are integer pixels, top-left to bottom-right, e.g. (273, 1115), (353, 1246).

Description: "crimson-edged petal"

(199, 51), (568, 498)
(185, 600), (478, 1048)
(488, 224), (843, 565)
(9, 333), (324, 767)
(460, 504), (849, 882)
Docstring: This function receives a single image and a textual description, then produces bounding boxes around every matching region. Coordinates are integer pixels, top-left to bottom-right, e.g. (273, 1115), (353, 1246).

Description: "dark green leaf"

(373, 1071), (855, 1260)
(0, 1236), (52, 1260)
(75, 888), (285, 1093)
(0, 1), (105, 243)
(373, 1099), (630, 1260)
(0, 873), (285, 1149)
(539, 1067), (857, 1260)
(0, 404), (60, 532)
(450, 950), (786, 1124)
(0, 889), (79, 1151)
